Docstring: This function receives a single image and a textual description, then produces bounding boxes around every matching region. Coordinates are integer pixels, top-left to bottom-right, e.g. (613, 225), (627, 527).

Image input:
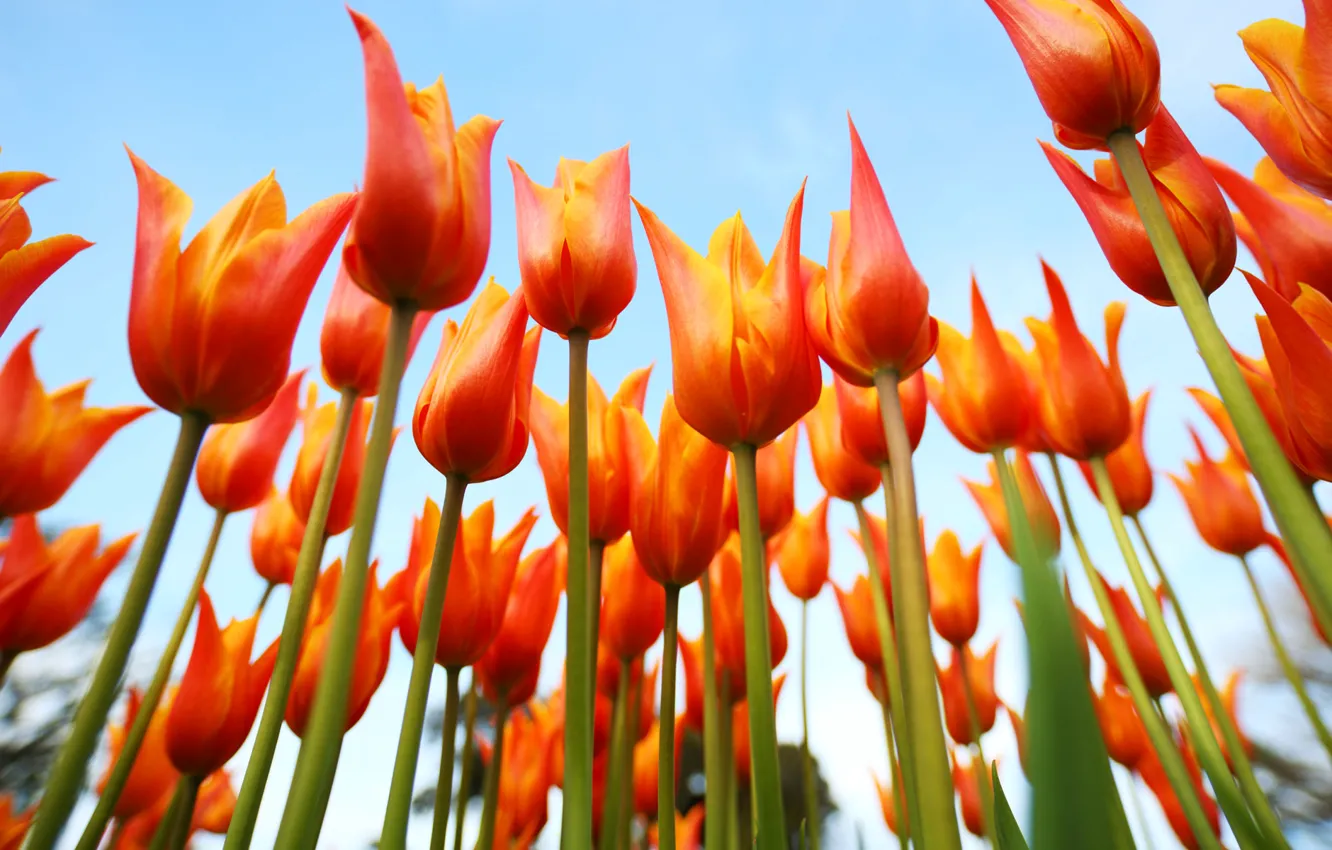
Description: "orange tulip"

(194, 370), (304, 513)
(531, 367), (650, 542)
(1094, 674), (1147, 769)
(166, 592), (278, 775)
(1084, 573), (1172, 698)
(319, 262), (433, 397)
(722, 426), (798, 539)
(483, 707), (556, 847)
(510, 147), (636, 337)
(475, 539), (565, 707)
(1170, 427), (1268, 556)
(634, 185), (820, 447)
(927, 529), (984, 646)
(343, 9), (497, 309)
(286, 559), (398, 735)
(249, 487), (305, 586)
(0, 514), (134, 654)
(397, 499), (537, 669)
(0, 190), (91, 338)
(678, 635), (709, 731)
(1207, 156), (1332, 301)
(1078, 390), (1154, 517)
(952, 752), (987, 838)
(732, 674), (786, 782)
(982, 0), (1160, 150)
(938, 642), (998, 746)
(874, 771), (907, 838)
(802, 384), (880, 502)
(710, 535), (787, 701)
(127, 151), (353, 422)
(773, 497), (830, 601)
(850, 509), (925, 609)
(833, 574), (887, 671)
(965, 450), (1061, 562)
(1139, 737), (1221, 849)
(632, 715), (687, 818)
(0, 330), (150, 516)
(596, 643), (643, 701)
(0, 794), (31, 850)
(99, 687), (179, 819)
(1042, 107), (1236, 306)
(1025, 262), (1131, 459)
(834, 370), (927, 469)
(413, 281), (541, 482)
(619, 394), (729, 587)
(1231, 345), (1321, 483)
(1198, 671), (1253, 768)
(190, 769), (237, 834)
(599, 534), (665, 661)
(1215, 3), (1332, 198)
(649, 805), (704, 850)
(1187, 387), (1252, 472)
(289, 387), (377, 537)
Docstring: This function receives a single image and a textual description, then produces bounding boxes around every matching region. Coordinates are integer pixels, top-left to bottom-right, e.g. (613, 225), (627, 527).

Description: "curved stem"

(427, 667), (463, 850)
(658, 585), (681, 850)
(382, 475), (468, 849)
(27, 412), (208, 850)
(75, 508), (228, 850)
(475, 701), (510, 850)
(959, 651), (997, 845)
(225, 388), (357, 850)
(276, 303), (416, 849)
(700, 572), (726, 850)
(255, 582), (276, 619)
(451, 677), (479, 850)
(798, 600), (820, 850)
(878, 695), (908, 850)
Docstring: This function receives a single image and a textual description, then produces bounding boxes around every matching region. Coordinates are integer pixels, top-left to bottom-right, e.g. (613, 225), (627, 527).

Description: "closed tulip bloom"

(319, 263), (433, 396)
(773, 497), (830, 601)
(1085, 573), (1173, 698)
(1215, 4), (1332, 198)
(835, 370), (927, 468)
(1171, 427), (1268, 556)
(1207, 156), (1332, 301)
(732, 674), (786, 783)
(344, 10), (498, 309)
(965, 450), (1061, 562)
(952, 752), (988, 839)
(619, 395), (729, 587)
(475, 539), (565, 707)
(0, 515), (134, 654)
(710, 536), (787, 701)
(195, 370), (304, 513)
(635, 185), (820, 447)
(289, 387), (378, 537)
(806, 118), (938, 385)
(600, 534), (665, 661)
(485, 708), (557, 846)
(938, 643), (999, 746)
(833, 574), (886, 670)
(1094, 675), (1148, 768)
(250, 487), (305, 585)
(803, 384), (880, 502)
(531, 367), (651, 541)
(510, 148), (636, 337)
(927, 529), (984, 646)
(721, 426), (798, 539)
(0, 794), (31, 850)
(983, 0), (1160, 150)
(0, 331), (150, 516)
(166, 592), (278, 776)
(1079, 390), (1155, 516)
(926, 278), (1032, 452)
(413, 281), (542, 482)
(286, 559), (398, 735)
(127, 152), (353, 422)
(99, 687), (179, 819)
(0, 191), (91, 338)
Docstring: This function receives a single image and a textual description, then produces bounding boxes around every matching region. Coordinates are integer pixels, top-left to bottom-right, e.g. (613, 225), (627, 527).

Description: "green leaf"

(992, 764), (1030, 850)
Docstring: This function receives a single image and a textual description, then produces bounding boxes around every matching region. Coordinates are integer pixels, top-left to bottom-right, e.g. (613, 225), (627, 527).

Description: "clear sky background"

(3, 0), (1329, 847)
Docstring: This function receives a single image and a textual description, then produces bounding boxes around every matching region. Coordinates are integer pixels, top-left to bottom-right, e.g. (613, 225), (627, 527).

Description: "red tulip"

(1077, 390), (1155, 517)
(319, 262), (433, 396)
(289, 387), (378, 537)
(475, 539), (565, 707)
(599, 534), (666, 661)
(938, 642), (999, 746)
(249, 487), (305, 586)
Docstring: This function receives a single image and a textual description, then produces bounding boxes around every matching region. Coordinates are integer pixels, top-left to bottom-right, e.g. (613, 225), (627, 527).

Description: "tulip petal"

(0, 234), (93, 336)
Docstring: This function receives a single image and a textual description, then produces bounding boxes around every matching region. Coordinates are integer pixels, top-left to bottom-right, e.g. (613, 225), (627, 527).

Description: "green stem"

(428, 667), (463, 850)
(798, 600), (820, 850)
(146, 778), (189, 850)
(165, 775), (201, 850)
(1125, 771), (1158, 850)
(659, 586), (681, 850)
(719, 674), (740, 850)
(382, 474), (468, 850)
(590, 539), (605, 728)
(275, 303), (416, 848)
(452, 678), (479, 850)
(225, 388), (357, 850)
(74, 508), (228, 850)
(602, 659), (632, 846)
(26, 412), (208, 850)
(475, 701), (510, 850)
(878, 695), (908, 850)
(700, 572), (726, 850)
(562, 329), (594, 850)
(1134, 516), (1288, 846)
(872, 371), (958, 850)
(623, 664), (643, 850)
(1106, 130), (1332, 626)
(729, 443), (786, 846)
(959, 651), (998, 846)
(255, 581), (276, 618)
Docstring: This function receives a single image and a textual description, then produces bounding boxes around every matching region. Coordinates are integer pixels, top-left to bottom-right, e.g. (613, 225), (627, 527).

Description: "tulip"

(1186, 388), (1247, 470)
(0, 190), (91, 338)
(1206, 156), (1332, 301)
(926, 530), (983, 647)
(1025, 261), (1132, 459)
(1138, 740), (1221, 850)
(803, 384), (880, 502)
(319, 263), (433, 397)
(289, 387), (377, 537)
(833, 574), (888, 671)
(834, 371), (926, 469)
(773, 497), (831, 602)
(599, 535), (665, 661)
(1215, 3), (1332, 198)
(285, 559), (398, 735)
(874, 772), (907, 838)
(951, 752), (987, 839)
(343, 10), (497, 309)
(190, 769), (237, 835)
(0, 330), (150, 516)
(1042, 107), (1236, 306)
(510, 147), (637, 337)
(531, 368), (650, 542)
(678, 635), (709, 731)
(634, 184), (820, 448)
(1198, 671), (1253, 769)
(1004, 702), (1030, 775)
(195, 371), (304, 513)
(483, 708), (556, 848)
(0, 794), (31, 850)
(732, 674), (787, 783)
(631, 718), (685, 819)
(721, 426), (798, 539)
(249, 487), (305, 586)
(804, 117), (937, 386)
(1171, 428), (1267, 557)
(1094, 675), (1148, 769)
(1075, 390), (1154, 519)
(99, 688), (179, 819)
(709, 535), (787, 702)
(0, 154), (53, 200)
(965, 450), (1061, 562)
(938, 643), (998, 746)
(475, 539), (565, 707)
(982, 0), (1160, 150)
(649, 805), (705, 850)
(1084, 574), (1173, 698)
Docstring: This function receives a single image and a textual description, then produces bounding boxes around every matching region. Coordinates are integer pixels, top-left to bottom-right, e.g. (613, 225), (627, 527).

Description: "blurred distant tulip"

(99, 688), (179, 819)
(190, 769), (236, 835)
(0, 330), (149, 516)
(722, 427), (798, 539)
(874, 772), (907, 838)
(952, 752), (987, 839)
(802, 384), (880, 502)
(834, 371), (926, 469)
(649, 803), (704, 850)
(475, 539), (565, 707)
(938, 643), (998, 746)
(484, 707), (556, 848)
(195, 371), (304, 513)
(1004, 702), (1030, 775)
(1085, 573), (1173, 698)
(0, 794), (30, 850)
(599, 535), (665, 661)
(966, 450), (1061, 562)
(710, 536), (787, 701)
(1171, 427), (1268, 556)
(289, 388), (378, 537)
(833, 574), (887, 671)
(319, 263), (433, 397)
(927, 530), (984, 647)
(732, 675), (786, 783)
(1079, 390), (1155, 517)
(773, 497), (830, 601)
(0, 190), (91, 338)
(1198, 671), (1253, 769)
(1139, 737), (1221, 849)
(678, 636), (709, 731)
(1187, 387), (1249, 471)
(344, 10), (497, 309)
(1094, 675), (1148, 769)
(250, 487), (305, 586)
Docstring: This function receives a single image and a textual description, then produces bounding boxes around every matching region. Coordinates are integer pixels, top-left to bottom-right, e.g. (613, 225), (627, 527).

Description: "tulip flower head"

(1078, 390), (1155, 517)
(0, 187), (91, 338)
(721, 425), (798, 539)
(1170, 427), (1268, 556)
(289, 387), (378, 537)
(1200, 671), (1253, 769)
(319, 262), (434, 397)
(773, 497), (831, 601)
(1084, 573), (1173, 698)
(1139, 735), (1221, 849)
(926, 529), (984, 646)
(952, 751), (989, 838)
(833, 573), (886, 671)
(1187, 387), (1248, 470)
(965, 450), (1061, 562)
(475, 538), (565, 706)
(249, 487), (305, 586)
(599, 534), (666, 661)
(1094, 674), (1148, 769)
(485, 707), (556, 846)
(802, 383), (880, 502)
(99, 687), (179, 819)
(195, 370), (304, 513)
(874, 771), (908, 838)
(190, 769), (237, 835)
(938, 642), (999, 746)
(710, 536), (787, 701)
(834, 370), (927, 469)
(0, 794), (32, 850)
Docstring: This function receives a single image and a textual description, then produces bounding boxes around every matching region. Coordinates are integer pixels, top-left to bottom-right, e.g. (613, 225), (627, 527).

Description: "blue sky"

(3, 0), (1328, 847)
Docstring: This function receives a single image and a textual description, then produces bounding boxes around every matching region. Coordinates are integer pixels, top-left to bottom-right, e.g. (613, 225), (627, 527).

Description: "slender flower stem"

(1239, 555), (1332, 765)
(719, 675), (740, 850)
(700, 573), (726, 850)
(1134, 516), (1288, 845)
(26, 412), (208, 850)
(562, 329), (594, 849)
(255, 582), (276, 618)
(659, 585), (681, 850)
(165, 775), (201, 850)
(1125, 771), (1158, 850)
(381, 474), (469, 850)
(729, 443), (785, 845)
(959, 651), (998, 846)
(452, 678), (479, 850)
(475, 702), (510, 850)
(1106, 131), (1332, 625)
(872, 371), (958, 850)
(602, 659), (632, 845)
(426, 667), (463, 850)
(147, 777), (191, 850)
(878, 695), (908, 850)
(225, 388), (357, 850)
(798, 600), (820, 850)
(623, 666), (643, 850)
(1045, 455), (1219, 850)
(590, 539), (606, 713)
(74, 508), (228, 850)
(276, 303), (417, 848)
